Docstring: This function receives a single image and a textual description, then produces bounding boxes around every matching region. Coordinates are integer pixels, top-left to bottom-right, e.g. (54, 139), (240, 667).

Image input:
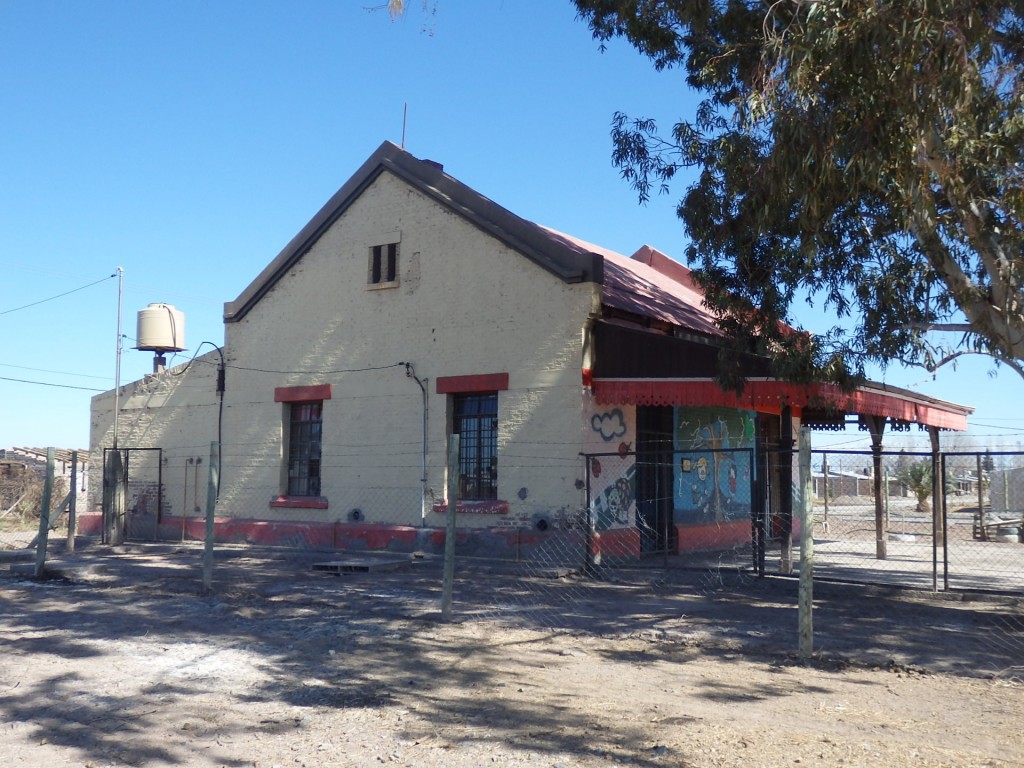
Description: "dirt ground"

(1, 543), (1022, 768)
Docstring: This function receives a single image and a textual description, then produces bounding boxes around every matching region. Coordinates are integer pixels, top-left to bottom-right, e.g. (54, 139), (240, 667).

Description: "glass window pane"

(287, 400), (323, 496)
(453, 393), (498, 500)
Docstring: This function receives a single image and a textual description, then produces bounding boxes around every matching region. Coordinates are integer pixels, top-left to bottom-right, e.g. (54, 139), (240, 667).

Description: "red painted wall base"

(75, 513), (778, 558)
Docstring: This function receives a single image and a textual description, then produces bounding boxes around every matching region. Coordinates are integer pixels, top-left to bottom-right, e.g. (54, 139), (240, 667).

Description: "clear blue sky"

(2, 1), (1021, 452)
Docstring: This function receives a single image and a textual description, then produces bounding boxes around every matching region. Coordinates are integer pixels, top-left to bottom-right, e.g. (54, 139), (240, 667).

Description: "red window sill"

(270, 496), (329, 510)
(431, 499), (509, 515)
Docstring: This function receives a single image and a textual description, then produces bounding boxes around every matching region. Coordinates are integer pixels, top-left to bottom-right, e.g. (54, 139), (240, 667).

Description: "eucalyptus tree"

(574, 1), (1024, 385)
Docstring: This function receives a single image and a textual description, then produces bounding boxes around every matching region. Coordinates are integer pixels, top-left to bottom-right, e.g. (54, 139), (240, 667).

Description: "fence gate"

(102, 448), (163, 543)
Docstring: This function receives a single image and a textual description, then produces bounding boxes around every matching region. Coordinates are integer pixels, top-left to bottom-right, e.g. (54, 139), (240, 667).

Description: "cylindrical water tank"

(135, 303), (186, 352)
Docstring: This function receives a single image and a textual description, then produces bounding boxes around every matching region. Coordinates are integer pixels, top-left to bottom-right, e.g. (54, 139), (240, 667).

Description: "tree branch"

(898, 349), (1024, 382)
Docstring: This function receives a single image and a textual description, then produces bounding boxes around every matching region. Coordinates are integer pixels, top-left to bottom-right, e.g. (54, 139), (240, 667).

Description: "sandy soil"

(0, 545), (1022, 768)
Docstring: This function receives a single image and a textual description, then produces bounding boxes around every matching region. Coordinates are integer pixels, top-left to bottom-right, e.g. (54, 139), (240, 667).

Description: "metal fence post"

(798, 428), (814, 659)
(67, 450), (78, 553)
(33, 448), (55, 579)
(940, 452), (949, 590)
(440, 434), (459, 620)
(202, 441), (219, 593)
(583, 454), (602, 575)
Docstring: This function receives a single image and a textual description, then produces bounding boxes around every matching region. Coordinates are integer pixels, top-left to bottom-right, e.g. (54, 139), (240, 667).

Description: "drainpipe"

(405, 363), (428, 527)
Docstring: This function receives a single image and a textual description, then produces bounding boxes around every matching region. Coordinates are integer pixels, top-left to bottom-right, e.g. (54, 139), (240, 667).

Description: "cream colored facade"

(219, 169), (598, 527)
(90, 351), (222, 521)
(89, 142), (973, 557)
(91, 150), (602, 531)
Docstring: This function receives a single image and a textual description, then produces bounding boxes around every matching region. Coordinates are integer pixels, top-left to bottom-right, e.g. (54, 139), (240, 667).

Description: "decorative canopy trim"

(593, 378), (971, 431)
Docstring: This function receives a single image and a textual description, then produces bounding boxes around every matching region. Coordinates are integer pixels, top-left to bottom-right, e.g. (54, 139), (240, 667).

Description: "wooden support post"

(440, 435), (459, 620)
(202, 441), (219, 593)
(929, 427), (941, 591)
(798, 428), (814, 659)
(67, 450), (78, 553)
(34, 448), (55, 579)
(976, 454), (986, 541)
(821, 452), (830, 532)
(865, 415), (887, 560)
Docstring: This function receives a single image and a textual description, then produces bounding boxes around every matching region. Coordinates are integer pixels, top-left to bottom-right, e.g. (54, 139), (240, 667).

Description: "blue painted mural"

(673, 407), (755, 524)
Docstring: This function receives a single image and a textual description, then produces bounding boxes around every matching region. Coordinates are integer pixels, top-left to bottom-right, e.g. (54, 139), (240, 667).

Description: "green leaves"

(575, 0), (1024, 381)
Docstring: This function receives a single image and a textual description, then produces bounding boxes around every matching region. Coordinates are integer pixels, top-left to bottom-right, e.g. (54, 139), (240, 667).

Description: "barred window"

(453, 393), (498, 500)
(287, 401), (322, 497)
(369, 242), (399, 286)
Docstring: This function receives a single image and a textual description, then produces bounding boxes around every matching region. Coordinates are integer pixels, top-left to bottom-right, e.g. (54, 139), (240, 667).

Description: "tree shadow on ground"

(1, 541), (1019, 766)
(0, 547), (782, 766)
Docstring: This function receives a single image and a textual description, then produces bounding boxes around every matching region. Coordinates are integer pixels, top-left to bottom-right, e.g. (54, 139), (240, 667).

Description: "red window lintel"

(274, 384), (333, 403)
(436, 372), (509, 395)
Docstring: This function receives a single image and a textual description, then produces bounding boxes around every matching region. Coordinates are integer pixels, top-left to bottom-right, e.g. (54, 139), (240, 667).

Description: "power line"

(0, 375), (105, 392)
(0, 362), (111, 381)
(0, 273), (116, 316)
(968, 422), (1024, 433)
(181, 356), (411, 376)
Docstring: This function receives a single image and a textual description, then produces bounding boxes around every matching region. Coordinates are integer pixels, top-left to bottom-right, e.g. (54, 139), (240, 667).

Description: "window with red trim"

(453, 392), (498, 500)
(286, 401), (322, 497)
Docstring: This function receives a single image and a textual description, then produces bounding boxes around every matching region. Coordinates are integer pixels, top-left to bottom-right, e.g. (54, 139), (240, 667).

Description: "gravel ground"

(0, 543), (1021, 768)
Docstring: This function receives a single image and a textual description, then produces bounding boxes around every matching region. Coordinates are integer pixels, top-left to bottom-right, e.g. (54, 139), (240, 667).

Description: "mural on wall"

(585, 400), (636, 531)
(591, 408), (627, 442)
(673, 407), (755, 524)
(591, 462), (636, 531)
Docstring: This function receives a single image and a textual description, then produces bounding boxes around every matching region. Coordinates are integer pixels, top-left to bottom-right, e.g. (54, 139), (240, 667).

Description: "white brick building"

(89, 142), (972, 558)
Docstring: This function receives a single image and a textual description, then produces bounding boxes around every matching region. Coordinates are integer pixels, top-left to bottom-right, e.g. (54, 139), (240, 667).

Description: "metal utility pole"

(113, 266), (124, 449)
(203, 441), (219, 593)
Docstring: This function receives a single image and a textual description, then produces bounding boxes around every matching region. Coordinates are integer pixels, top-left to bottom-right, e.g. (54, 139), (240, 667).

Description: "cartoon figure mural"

(686, 455), (713, 518)
(591, 464), (636, 531)
(674, 407), (754, 524)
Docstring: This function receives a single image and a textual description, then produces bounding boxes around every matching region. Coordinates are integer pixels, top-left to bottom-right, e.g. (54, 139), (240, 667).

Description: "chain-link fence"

(5, 441), (1023, 676)
(807, 449), (1024, 594)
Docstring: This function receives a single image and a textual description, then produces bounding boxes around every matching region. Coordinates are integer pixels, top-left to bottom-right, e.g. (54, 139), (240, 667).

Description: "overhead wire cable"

(0, 375), (105, 392)
(0, 273), (117, 316)
(0, 362), (111, 381)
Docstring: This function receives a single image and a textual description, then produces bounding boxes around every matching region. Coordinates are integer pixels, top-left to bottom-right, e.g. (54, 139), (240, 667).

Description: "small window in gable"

(368, 241), (399, 288)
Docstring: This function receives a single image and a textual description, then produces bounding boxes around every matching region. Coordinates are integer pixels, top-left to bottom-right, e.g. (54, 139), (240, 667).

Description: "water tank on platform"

(136, 303), (186, 353)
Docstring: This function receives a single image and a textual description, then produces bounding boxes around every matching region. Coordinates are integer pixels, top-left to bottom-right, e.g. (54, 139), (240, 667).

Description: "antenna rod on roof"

(401, 102), (407, 149)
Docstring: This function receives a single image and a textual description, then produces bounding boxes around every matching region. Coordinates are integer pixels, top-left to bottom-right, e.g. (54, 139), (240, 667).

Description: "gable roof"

(225, 141), (729, 339)
(224, 141), (605, 323)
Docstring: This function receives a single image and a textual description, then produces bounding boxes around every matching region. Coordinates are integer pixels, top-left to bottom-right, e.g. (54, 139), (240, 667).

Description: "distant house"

(812, 468), (907, 500)
(87, 142), (972, 557)
(991, 467), (1024, 515)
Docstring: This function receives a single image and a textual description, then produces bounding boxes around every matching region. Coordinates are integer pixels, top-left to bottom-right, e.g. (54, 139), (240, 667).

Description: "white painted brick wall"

(89, 350), (222, 517)
(95, 171), (600, 529)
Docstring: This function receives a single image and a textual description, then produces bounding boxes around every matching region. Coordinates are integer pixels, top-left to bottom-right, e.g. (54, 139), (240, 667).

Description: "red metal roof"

(539, 228), (723, 337)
